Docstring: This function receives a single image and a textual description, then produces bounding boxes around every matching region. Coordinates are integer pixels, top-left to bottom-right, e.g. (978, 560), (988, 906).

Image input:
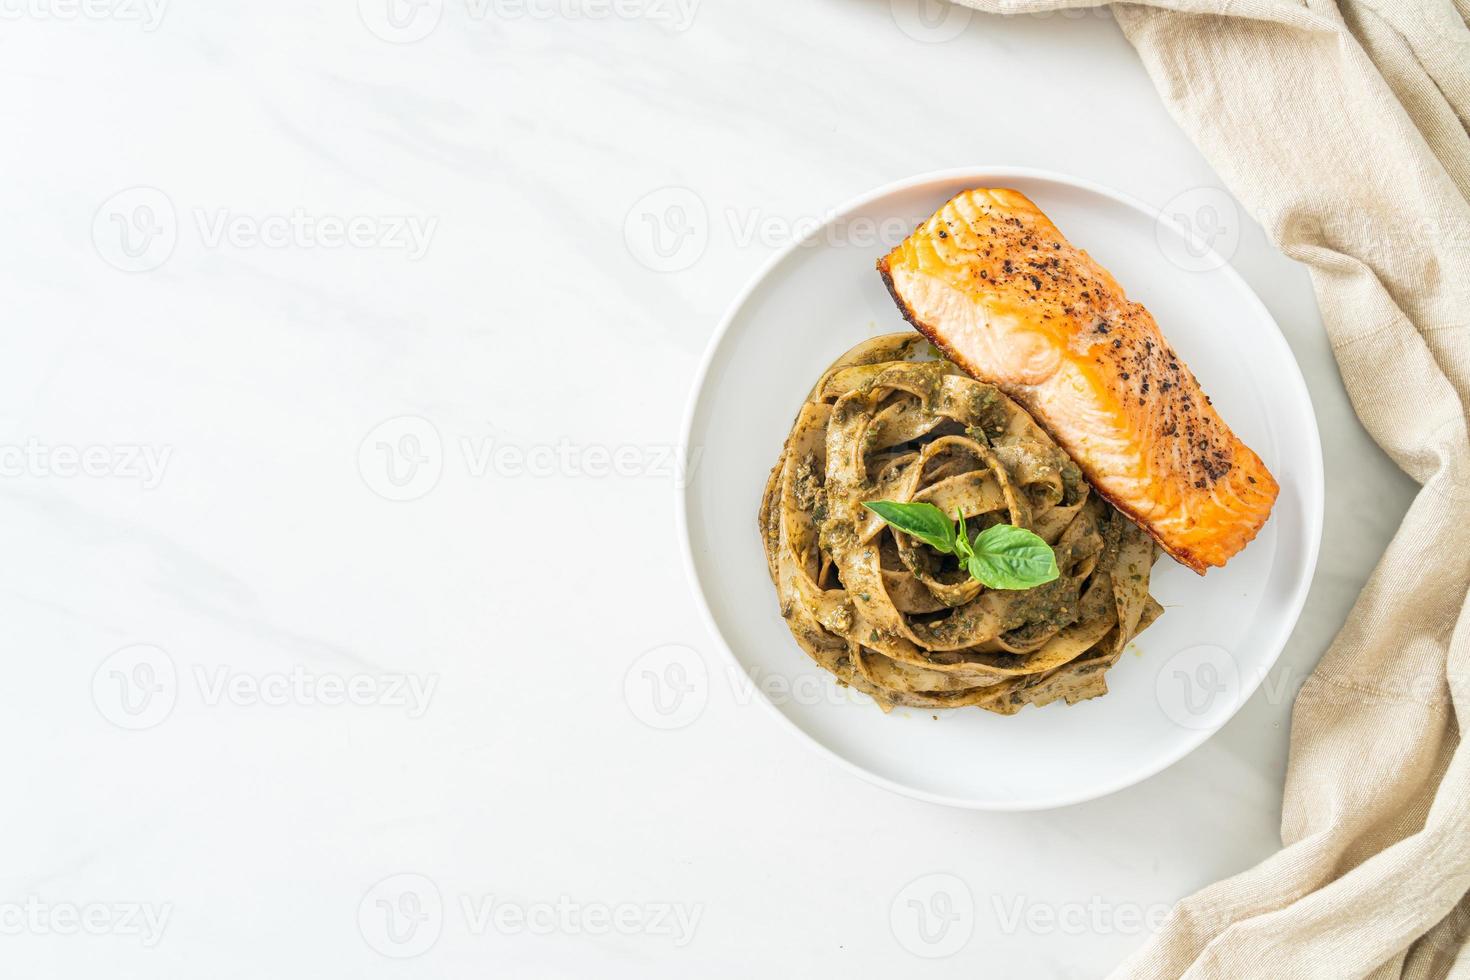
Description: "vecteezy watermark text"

(891, 877), (1181, 958)
(0, 439), (171, 489)
(92, 644), (438, 730)
(357, 0), (700, 44)
(357, 874), (702, 959)
(623, 186), (929, 273)
(92, 187), (438, 273)
(465, 0), (697, 29)
(623, 645), (875, 731)
(991, 894), (1171, 936)
(0, 0), (167, 29)
(460, 894), (701, 947)
(0, 897), (172, 947)
(358, 416), (701, 501)
(193, 209), (436, 260)
(193, 665), (437, 716)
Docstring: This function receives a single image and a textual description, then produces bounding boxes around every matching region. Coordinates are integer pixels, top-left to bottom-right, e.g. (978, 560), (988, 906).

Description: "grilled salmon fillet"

(877, 188), (1277, 573)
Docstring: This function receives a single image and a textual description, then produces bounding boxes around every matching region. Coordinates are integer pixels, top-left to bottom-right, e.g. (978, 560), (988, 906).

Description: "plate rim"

(676, 166), (1325, 810)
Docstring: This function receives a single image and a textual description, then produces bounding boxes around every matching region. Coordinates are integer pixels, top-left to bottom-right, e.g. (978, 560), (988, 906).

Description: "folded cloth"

(946, 1), (1470, 976)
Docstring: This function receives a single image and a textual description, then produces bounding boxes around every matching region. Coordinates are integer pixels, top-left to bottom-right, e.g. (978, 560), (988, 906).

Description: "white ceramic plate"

(679, 168), (1322, 810)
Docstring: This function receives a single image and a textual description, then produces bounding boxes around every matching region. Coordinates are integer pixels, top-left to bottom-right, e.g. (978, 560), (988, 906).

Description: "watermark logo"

(92, 644), (178, 730)
(358, 874), (443, 959)
(93, 186), (177, 273)
(1156, 186), (1241, 272)
(1154, 643), (1242, 730)
(890, 0), (972, 43)
(358, 0), (442, 42)
(890, 872), (973, 958)
(624, 644), (707, 730)
(358, 416), (444, 502)
(624, 187), (708, 273)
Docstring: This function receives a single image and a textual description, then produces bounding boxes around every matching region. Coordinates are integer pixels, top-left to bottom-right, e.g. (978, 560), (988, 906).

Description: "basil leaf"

(965, 524), (1060, 590)
(862, 500), (957, 554)
(952, 509), (974, 561)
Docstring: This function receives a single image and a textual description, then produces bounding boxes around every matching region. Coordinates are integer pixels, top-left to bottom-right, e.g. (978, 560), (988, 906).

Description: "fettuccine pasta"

(759, 333), (1164, 714)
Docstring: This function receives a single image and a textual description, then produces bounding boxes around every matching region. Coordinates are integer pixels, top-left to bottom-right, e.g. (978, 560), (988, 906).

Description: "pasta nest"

(759, 334), (1163, 714)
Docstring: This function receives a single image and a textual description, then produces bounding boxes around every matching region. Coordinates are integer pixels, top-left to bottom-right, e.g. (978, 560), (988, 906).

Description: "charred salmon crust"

(877, 188), (1278, 573)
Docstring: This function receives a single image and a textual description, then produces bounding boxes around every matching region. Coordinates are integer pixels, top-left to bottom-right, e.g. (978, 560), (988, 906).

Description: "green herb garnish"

(861, 499), (956, 554)
(861, 500), (1059, 590)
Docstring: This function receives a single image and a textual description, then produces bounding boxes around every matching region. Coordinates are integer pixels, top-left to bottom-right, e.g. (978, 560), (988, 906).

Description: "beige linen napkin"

(943, 0), (1470, 976)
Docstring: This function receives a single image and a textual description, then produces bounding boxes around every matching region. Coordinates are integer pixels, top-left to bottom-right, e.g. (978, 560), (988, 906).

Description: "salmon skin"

(877, 188), (1278, 573)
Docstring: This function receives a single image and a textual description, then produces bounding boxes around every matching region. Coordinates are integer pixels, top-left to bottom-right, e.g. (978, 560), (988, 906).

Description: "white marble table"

(0, 1), (1417, 976)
